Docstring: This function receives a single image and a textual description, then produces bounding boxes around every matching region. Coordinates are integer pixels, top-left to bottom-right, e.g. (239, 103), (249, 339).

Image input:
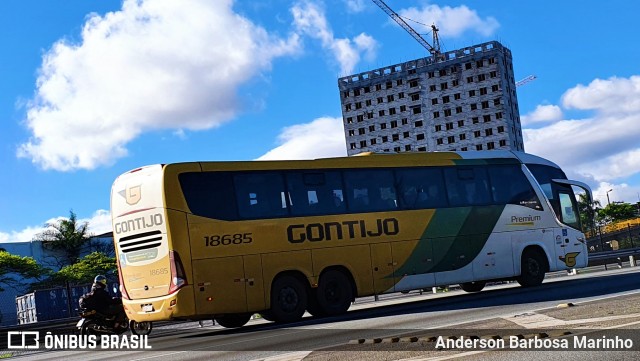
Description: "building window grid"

(341, 46), (520, 154)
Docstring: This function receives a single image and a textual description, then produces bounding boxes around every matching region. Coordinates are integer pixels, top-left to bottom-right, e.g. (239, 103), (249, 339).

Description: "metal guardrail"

(587, 247), (640, 268)
(0, 316), (78, 332)
(588, 247), (640, 261)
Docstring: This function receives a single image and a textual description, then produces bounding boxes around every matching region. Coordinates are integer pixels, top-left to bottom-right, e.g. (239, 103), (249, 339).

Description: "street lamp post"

(606, 189), (613, 206)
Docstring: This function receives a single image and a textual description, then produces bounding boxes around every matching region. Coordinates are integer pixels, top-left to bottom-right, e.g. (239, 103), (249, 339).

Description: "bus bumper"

(123, 286), (194, 322)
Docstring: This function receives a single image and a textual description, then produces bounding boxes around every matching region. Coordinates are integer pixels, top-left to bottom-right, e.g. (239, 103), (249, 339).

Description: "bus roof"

(150, 151), (561, 174)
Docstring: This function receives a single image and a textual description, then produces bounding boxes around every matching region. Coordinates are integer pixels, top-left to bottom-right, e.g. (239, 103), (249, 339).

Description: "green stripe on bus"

(391, 205), (505, 276)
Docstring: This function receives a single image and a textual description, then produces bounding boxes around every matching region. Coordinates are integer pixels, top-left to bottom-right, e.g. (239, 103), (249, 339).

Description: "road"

(5, 267), (640, 361)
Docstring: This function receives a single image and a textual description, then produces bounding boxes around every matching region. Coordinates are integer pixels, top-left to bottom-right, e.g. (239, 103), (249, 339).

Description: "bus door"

(552, 180), (590, 269)
(370, 243), (395, 294)
(554, 190), (584, 269)
(193, 256), (247, 315)
(243, 254), (265, 311)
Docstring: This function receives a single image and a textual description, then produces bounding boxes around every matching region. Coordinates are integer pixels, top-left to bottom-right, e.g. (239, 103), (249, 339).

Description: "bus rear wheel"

(517, 249), (547, 287)
(270, 275), (308, 324)
(316, 270), (353, 316)
(459, 281), (486, 293)
(215, 313), (251, 328)
(305, 289), (324, 317)
(130, 321), (152, 336)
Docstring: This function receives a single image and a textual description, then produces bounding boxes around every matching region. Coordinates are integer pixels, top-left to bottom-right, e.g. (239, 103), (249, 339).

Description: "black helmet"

(94, 275), (107, 286)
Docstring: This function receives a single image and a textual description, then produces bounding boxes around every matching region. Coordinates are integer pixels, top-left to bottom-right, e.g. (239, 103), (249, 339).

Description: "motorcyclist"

(80, 275), (126, 330)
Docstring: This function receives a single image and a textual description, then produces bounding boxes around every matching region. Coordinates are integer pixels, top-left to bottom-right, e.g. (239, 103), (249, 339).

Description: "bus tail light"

(169, 250), (187, 294)
(118, 268), (130, 300)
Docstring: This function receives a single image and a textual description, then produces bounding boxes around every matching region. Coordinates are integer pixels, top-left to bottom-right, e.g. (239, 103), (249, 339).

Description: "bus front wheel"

(316, 270), (353, 316)
(270, 275), (308, 323)
(215, 313), (251, 328)
(517, 249), (547, 287)
(459, 281), (486, 292)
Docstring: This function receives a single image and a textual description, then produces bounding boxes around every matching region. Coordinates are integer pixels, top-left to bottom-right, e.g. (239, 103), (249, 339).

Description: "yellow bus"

(110, 151), (591, 328)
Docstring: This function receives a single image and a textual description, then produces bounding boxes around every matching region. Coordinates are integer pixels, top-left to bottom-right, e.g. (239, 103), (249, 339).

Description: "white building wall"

(338, 41), (524, 155)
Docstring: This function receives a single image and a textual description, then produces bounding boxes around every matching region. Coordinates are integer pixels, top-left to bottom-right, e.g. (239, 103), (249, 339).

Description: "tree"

(598, 202), (637, 223)
(33, 210), (93, 267)
(54, 252), (117, 285)
(0, 251), (48, 292)
(577, 193), (600, 235)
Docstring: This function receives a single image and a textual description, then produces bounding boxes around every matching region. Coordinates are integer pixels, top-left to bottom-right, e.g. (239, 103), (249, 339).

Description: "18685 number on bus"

(204, 233), (253, 247)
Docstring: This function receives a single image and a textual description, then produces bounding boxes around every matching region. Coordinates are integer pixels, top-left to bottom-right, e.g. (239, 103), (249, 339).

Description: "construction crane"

(515, 75), (537, 87)
(372, 0), (441, 58)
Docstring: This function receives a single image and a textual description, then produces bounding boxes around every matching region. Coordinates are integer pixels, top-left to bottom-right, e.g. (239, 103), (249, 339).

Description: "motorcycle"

(76, 309), (129, 336)
(77, 308), (153, 336)
(77, 309), (153, 336)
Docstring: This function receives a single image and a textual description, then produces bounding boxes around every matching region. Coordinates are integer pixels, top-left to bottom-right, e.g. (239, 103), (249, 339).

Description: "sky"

(2, 0), (640, 243)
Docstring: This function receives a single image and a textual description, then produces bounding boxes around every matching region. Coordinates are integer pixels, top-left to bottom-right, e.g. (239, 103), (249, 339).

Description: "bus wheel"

(215, 313), (252, 328)
(130, 321), (152, 336)
(270, 275), (308, 323)
(459, 281), (486, 293)
(306, 289), (325, 317)
(517, 249), (547, 287)
(316, 270), (353, 316)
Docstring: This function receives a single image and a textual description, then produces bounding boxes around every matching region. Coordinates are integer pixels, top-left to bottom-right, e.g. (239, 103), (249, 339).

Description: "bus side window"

(344, 169), (396, 213)
(444, 167), (491, 207)
(179, 172), (238, 221)
(286, 171), (345, 216)
(395, 167), (447, 209)
(487, 165), (542, 210)
(234, 172), (288, 219)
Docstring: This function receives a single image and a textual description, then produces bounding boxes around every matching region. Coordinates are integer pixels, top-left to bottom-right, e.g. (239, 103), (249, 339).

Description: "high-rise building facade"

(338, 41), (524, 155)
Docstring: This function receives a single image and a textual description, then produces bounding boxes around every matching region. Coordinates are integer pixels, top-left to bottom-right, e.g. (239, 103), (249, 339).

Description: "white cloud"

(258, 116), (347, 160)
(398, 4), (499, 38)
(0, 225), (47, 244)
(523, 75), (640, 194)
(562, 76), (640, 115)
(591, 182), (640, 208)
(344, 0), (367, 13)
(521, 104), (563, 126)
(291, 1), (378, 75)
(84, 209), (113, 235)
(18, 0), (300, 171)
(0, 210), (112, 244)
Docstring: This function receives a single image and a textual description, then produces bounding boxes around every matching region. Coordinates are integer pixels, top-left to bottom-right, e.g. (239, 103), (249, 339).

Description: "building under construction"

(338, 40), (524, 155)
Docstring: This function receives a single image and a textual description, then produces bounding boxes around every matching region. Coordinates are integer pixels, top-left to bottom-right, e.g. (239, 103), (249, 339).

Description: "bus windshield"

(525, 163), (582, 231)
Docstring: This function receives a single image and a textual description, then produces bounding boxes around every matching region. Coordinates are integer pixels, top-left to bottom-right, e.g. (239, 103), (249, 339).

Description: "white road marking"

(506, 312), (640, 328)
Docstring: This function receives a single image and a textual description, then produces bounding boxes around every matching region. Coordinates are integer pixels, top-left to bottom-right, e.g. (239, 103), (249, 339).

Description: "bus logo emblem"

(125, 185), (141, 205)
(560, 252), (580, 267)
